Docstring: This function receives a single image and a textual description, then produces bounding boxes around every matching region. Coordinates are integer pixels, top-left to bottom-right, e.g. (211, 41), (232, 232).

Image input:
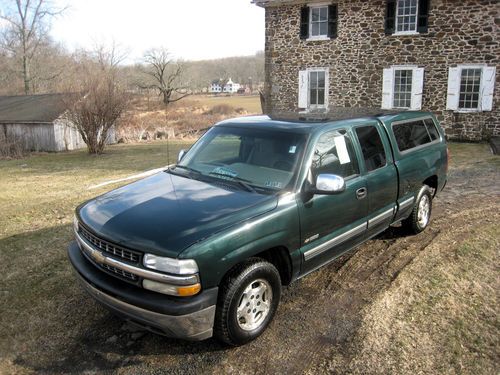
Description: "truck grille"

(78, 225), (141, 264)
(101, 264), (139, 281)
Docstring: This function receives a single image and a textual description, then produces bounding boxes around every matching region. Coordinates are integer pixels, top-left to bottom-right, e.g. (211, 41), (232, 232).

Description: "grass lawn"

(192, 94), (262, 114)
(0, 141), (194, 370)
(0, 140), (498, 374)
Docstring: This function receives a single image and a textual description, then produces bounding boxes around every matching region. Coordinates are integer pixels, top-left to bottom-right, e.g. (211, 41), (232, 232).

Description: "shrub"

(204, 104), (235, 116)
(0, 133), (27, 159)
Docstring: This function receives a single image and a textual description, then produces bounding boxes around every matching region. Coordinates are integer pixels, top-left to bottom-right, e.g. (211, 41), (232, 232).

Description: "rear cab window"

(392, 117), (441, 153)
(354, 125), (388, 172)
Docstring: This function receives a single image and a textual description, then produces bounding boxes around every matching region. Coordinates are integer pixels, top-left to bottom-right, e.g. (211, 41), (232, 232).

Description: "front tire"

(214, 258), (281, 346)
(403, 186), (433, 234)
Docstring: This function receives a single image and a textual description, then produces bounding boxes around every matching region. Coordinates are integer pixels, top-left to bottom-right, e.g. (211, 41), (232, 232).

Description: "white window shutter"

(446, 67), (460, 110)
(481, 66), (496, 111)
(410, 68), (424, 110)
(298, 70), (309, 109)
(381, 68), (394, 109)
(324, 69), (330, 108)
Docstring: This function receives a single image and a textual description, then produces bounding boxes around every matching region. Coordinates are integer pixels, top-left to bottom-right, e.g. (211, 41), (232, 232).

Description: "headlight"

(143, 253), (199, 275)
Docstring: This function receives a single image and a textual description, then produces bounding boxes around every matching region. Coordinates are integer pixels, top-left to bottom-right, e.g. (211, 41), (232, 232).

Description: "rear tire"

(403, 186), (432, 234)
(214, 258), (281, 346)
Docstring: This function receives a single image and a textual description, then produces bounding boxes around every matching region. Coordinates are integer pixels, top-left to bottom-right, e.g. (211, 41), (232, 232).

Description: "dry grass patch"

(349, 208), (499, 375)
(0, 141), (193, 373)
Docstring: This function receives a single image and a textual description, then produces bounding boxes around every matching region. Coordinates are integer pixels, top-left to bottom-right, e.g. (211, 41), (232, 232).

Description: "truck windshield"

(175, 126), (307, 193)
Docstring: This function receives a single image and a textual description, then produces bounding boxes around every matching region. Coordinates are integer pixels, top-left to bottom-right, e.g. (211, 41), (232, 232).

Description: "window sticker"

(334, 136), (351, 164)
(289, 145), (297, 154)
(265, 181), (283, 189)
(211, 166), (237, 178)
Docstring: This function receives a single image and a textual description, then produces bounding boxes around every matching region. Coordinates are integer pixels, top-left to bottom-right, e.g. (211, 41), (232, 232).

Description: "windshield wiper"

(208, 171), (256, 193)
(174, 165), (201, 174)
(167, 165), (202, 180)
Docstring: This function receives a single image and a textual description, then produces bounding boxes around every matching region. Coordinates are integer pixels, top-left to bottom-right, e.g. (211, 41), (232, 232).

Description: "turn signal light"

(177, 283), (202, 297)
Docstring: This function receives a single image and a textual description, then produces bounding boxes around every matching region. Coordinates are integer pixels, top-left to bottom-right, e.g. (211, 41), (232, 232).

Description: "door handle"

(356, 187), (367, 200)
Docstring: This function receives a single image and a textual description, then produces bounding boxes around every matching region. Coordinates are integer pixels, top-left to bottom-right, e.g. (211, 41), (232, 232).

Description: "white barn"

(0, 94), (115, 152)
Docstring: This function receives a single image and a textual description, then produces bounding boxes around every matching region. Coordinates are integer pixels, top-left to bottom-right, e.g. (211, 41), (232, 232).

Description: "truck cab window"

(311, 130), (359, 179)
(355, 126), (387, 172)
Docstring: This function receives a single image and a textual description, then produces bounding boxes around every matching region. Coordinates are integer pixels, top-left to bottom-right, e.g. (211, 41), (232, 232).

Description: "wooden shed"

(0, 94), (115, 152)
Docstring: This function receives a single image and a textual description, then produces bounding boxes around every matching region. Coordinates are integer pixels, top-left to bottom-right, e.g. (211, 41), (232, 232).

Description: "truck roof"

(215, 108), (434, 133)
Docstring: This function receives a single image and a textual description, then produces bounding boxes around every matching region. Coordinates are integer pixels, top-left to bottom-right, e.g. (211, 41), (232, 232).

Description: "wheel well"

(423, 175), (438, 196)
(256, 246), (293, 286)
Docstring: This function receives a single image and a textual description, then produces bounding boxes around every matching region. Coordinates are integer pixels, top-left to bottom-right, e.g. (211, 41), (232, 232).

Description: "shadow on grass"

(0, 224), (226, 374)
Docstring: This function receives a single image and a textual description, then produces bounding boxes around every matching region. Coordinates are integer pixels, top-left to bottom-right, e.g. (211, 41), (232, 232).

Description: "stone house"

(0, 93), (115, 152)
(252, 0), (499, 140)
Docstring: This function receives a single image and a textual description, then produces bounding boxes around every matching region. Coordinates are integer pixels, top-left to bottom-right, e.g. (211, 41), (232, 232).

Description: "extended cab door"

(298, 128), (368, 275)
(353, 123), (398, 237)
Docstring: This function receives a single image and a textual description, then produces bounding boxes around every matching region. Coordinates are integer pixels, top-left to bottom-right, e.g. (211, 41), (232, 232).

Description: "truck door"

(298, 128), (368, 275)
(353, 124), (398, 237)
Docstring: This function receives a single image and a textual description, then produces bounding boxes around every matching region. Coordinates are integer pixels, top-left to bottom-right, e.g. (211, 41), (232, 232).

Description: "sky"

(49, 0), (265, 63)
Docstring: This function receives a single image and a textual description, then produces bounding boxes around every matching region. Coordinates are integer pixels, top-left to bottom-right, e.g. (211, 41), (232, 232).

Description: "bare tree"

(63, 46), (129, 154)
(64, 75), (129, 154)
(140, 48), (189, 107)
(0, 0), (66, 94)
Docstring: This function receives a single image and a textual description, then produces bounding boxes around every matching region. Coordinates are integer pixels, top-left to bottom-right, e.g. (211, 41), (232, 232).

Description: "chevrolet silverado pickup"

(68, 109), (448, 346)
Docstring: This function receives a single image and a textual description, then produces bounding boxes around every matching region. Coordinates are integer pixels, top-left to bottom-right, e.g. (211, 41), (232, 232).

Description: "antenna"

(165, 108), (171, 169)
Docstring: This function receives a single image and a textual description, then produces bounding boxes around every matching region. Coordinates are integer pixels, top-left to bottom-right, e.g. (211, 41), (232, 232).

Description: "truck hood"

(78, 171), (278, 258)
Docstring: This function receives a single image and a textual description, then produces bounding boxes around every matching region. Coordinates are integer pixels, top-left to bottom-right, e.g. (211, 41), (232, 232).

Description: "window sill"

(306, 36), (330, 42)
(452, 109), (488, 114)
(392, 31), (420, 36)
(299, 107), (328, 114)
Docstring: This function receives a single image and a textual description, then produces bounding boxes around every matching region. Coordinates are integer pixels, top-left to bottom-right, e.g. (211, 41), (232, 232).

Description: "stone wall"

(263, 0), (499, 140)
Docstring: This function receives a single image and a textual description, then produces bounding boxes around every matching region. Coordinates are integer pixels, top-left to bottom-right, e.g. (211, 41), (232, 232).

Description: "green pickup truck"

(68, 109), (448, 346)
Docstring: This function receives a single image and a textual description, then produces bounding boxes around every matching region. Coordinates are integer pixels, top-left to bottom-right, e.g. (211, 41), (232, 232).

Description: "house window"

(393, 69), (413, 108)
(298, 68), (329, 110)
(446, 65), (496, 112)
(309, 71), (326, 106)
(396, 0), (418, 33)
(458, 68), (481, 109)
(381, 66), (424, 110)
(300, 5), (338, 40)
(385, 0), (429, 35)
(310, 6), (328, 38)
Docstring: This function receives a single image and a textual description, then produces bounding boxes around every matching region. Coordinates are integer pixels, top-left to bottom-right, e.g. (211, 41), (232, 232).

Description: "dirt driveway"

(1, 142), (499, 375)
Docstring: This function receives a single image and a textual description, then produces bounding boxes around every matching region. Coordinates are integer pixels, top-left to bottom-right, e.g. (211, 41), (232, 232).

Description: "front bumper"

(68, 241), (218, 341)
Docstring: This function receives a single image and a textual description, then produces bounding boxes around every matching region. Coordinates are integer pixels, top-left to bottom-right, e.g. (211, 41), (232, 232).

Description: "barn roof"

(0, 93), (72, 124)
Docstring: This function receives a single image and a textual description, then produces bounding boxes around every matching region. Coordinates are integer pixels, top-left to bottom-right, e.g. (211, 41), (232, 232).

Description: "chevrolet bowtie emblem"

(90, 248), (106, 264)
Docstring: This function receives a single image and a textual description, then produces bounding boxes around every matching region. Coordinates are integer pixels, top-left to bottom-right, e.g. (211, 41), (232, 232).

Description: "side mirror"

(310, 174), (346, 195)
(177, 149), (187, 163)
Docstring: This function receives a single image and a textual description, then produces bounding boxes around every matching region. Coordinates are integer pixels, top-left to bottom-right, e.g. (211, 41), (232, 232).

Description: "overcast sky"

(50, 0), (265, 63)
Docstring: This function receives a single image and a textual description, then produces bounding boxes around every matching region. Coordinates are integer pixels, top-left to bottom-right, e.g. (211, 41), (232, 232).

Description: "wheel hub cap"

(236, 278), (272, 331)
(417, 195), (430, 228)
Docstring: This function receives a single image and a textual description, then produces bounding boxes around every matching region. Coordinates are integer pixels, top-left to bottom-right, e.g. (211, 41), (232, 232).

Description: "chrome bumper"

(75, 271), (215, 341)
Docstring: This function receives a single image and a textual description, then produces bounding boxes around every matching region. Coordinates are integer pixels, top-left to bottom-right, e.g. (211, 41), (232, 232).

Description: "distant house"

(0, 93), (115, 152)
(209, 78), (241, 94)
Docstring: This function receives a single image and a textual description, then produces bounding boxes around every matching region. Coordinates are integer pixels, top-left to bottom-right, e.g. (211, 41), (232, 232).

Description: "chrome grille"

(101, 264), (139, 281)
(78, 225), (141, 264)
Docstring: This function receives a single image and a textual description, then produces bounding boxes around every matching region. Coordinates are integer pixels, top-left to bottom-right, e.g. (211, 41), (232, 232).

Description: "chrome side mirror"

(312, 174), (346, 195)
(177, 149), (187, 163)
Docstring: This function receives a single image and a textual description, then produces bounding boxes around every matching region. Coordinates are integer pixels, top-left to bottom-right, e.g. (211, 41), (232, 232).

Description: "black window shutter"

(300, 6), (309, 39)
(417, 0), (430, 33)
(328, 5), (338, 38)
(385, 0), (396, 35)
